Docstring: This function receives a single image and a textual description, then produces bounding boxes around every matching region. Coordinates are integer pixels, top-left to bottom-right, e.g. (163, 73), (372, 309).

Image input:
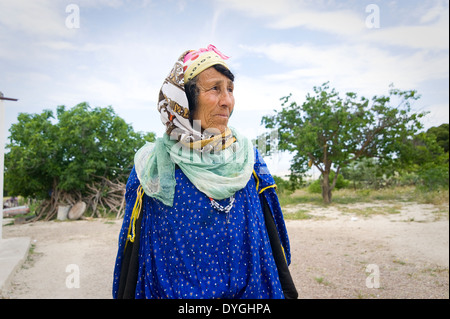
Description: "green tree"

(308, 170), (349, 194)
(261, 82), (427, 204)
(340, 157), (393, 189)
(5, 102), (155, 216)
(426, 123), (449, 153)
(5, 110), (59, 199)
(400, 124), (449, 190)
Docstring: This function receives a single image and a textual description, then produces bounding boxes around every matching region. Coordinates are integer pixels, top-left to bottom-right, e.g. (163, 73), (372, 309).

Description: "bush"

(308, 179), (322, 194)
(308, 171), (350, 193)
(273, 175), (296, 196)
(417, 164), (449, 191)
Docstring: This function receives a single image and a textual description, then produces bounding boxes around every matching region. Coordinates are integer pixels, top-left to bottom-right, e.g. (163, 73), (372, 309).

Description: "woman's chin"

(204, 124), (228, 135)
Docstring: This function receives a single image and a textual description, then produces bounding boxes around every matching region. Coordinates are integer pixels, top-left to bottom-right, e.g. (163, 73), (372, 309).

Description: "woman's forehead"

(198, 68), (233, 85)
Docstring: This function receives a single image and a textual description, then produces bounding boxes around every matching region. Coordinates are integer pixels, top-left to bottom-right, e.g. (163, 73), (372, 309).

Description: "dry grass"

(279, 186), (448, 208)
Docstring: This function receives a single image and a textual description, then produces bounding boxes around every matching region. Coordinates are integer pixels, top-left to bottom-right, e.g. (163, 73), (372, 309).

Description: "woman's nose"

(219, 90), (233, 108)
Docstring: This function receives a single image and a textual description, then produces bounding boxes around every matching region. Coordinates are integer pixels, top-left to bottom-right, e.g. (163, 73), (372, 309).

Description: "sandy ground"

(1, 200), (448, 299)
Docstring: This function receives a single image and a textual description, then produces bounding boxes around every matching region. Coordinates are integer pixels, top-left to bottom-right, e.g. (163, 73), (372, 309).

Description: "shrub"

(308, 171), (349, 193)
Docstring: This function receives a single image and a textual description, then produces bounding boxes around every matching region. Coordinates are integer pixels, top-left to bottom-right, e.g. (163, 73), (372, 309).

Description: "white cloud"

(232, 73), (308, 113)
(63, 0), (148, 10)
(421, 103), (450, 129)
(0, 0), (154, 39)
(362, 15), (449, 50)
(267, 8), (365, 36)
(217, 0), (449, 51)
(241, 42), (449, 98)
(217, 0), (365, 36)
(420, 0), (447, 23)
(37, 41), (117, 52)
(0, 0), (69, 38)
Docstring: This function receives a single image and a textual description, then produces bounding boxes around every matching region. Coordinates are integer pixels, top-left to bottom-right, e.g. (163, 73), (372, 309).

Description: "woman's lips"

(214, 113), (229, 118)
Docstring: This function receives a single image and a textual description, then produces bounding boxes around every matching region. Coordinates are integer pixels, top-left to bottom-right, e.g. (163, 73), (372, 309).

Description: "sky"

(0, 0), (448, 176)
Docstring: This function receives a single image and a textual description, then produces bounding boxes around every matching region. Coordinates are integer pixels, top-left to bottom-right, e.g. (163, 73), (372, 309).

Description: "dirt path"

(2, 201), (448, 299)
(286, 202), (449, 298)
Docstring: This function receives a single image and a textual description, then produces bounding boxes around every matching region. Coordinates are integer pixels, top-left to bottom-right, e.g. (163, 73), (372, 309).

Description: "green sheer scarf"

(134, 127), (254, 207)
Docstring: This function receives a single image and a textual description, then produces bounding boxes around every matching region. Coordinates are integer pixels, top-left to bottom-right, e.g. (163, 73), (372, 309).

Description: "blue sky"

(0, 0), (448, 175)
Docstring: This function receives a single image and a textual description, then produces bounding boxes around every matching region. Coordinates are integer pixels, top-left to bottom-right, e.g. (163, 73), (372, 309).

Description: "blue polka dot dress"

(113, 148), (291, 299)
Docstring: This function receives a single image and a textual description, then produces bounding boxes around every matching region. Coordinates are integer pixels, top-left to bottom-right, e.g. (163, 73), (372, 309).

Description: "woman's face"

(192, 67), (235, 134)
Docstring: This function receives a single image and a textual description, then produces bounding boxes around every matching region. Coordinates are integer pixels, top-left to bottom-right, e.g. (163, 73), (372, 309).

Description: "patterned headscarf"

(158, 45), (235, 153)
(183, 44), (230, 83)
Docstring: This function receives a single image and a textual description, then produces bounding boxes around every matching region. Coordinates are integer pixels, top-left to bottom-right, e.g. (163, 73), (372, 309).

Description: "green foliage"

(427, 123), (449, 153)
(339, 124), (449, 191)
(341, 157), (390, 189)
(273, 175), (300, 196)
(277, 186), (448, 210)
(397, 123), (449, 191)
(308, 171), (349, 194)
(307, 180), (322, 194)
(5, 110), (59, 198)
(261, 82), (427, 203)
(417, 163), (449, 191)
(5, 102), (155, 199)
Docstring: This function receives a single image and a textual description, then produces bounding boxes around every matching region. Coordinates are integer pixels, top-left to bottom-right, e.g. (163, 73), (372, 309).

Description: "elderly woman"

(113, 45), (297, 299)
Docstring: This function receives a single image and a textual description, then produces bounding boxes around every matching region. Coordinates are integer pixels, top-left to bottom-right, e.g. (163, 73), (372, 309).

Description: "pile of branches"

(86, 176), (126, 219)
(32, 176), (126, 221)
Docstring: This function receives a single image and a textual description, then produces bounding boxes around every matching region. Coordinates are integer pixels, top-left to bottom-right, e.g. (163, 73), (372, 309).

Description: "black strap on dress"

(261, 195), (298, 299)
(116, 210), (142, 299)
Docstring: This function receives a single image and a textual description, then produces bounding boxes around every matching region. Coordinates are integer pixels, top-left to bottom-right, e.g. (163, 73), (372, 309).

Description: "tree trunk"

(321, 171), (332, 204)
